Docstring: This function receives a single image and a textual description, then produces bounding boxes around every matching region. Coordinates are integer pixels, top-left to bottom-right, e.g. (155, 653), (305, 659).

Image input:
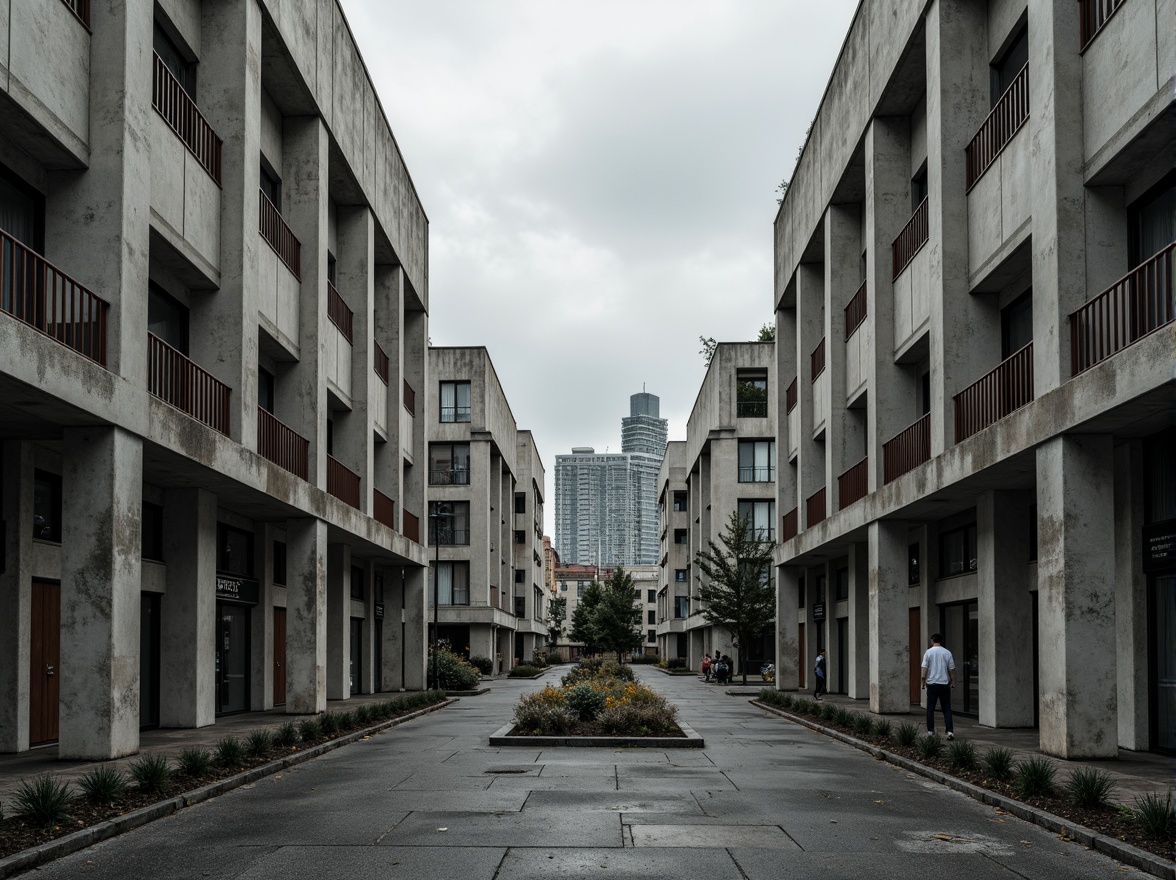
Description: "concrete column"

(402, 565), (427, 690)
(824, 205), (865, 511)
(251, 524), (276, 710)
(775, 566), (800, 691)
(0, 441), (34, 751)
(1036, 435), (1117, 758)
(159, 487), (216, 727)
(925, 0), (994, 454)
(796, 263), (825, 525)
(402, 305), (429, 527)
(59, 427), (142, 759)
(914, 524), (933, 710)
(865, 118), (919, 488)
(847, 541), (870, 699)
(285, 517), (326, 713)
(1114, 441), (1148, 750)
(45, 0), (152, 381)
(1029, 0), (1087, 392)
(977, 490), (1035, 728)
(362, 566), (378, 694)
(326, 543), (351, 700)
(868, 518), (909, 714)
(336, 207), (376, 512)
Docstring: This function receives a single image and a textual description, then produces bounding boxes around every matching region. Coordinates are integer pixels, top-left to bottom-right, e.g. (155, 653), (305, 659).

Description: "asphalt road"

(32, 667), (1152, 879)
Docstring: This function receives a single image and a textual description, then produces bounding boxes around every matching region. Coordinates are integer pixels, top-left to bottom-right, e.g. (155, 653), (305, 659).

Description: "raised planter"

(489, 720), (703, 748)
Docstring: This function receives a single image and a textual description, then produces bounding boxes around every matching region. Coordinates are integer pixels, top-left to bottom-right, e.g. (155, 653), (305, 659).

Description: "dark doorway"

(215, 603), (250, 715)
(349, 618), (363, 695)
(272, 607), (286, 706)
(940, 600), (980, 716)
(837, 617), (848, 694)
(374, 620), (384, 693)
(140, 593), (160, 729)
(1153, 573), (1176, 753)
(909, 607), (922, 704)
(798, 623), (806, 689)
(29, 580), (60, 745)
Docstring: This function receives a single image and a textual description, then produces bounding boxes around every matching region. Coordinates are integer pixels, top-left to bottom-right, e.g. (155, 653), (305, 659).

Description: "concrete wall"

(967, 127), (1031, 276)
(892, 247), (931, 355)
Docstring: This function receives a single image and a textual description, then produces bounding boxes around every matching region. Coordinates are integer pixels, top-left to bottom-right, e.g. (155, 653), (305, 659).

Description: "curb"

(751, 700), (1174, 880)
(0, 699), (455, 880)
(444, 688), (490, 696)
(488, 720), (704, 749)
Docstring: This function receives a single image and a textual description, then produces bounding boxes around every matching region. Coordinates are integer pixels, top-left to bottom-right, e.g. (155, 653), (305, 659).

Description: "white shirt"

(921, 644), (955, 685)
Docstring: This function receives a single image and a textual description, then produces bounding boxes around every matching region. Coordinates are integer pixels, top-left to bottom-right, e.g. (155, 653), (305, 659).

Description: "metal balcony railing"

(806, 488), (826, 528)
(883, 412), (931, 484)
(373, 489), (396, 530)
(374, 341), (389, 384)
(1079, 0), (1126, 49)
(953, 342), (1034, 443)
(429, 468), (470, 486)
(326, 282), (353, 343)
(326, 454), (361, 508)
(781, 507), (799, 542)
(785, 378), (798, 413)
(1, 227), (108, 365)
(258, 189), (301, 279)
(892, 197), (929, 280)
(147, 333), (231, 434)
(965, 64), (1028, 191)
(429, 527), (471, 546)
(837, 457), (869, 510)
(402, 509), (420, 543)
(152, 51), (222, 185)
(59, 0), (89, 28)
(256, 406), (309, 480)
(736, 398), (768, 418)
(1069, 242), (1174, 375)
(403, 379), (416, 415)
(811, 337), (826, 381)
(844, 280), (867, 340)
(738, 466), (775, 483)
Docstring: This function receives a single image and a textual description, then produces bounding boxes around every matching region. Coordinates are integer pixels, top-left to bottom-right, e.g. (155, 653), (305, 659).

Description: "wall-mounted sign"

(374, 602), (385, 620)
(216, 575), (260, 606)
(1143, 520), (1176, 573)
(812, 602), (826, 622)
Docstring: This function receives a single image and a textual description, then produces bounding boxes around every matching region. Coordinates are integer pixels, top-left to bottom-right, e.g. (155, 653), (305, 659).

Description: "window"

(514, 596), (526, 618)
(738, 440), (776, 482)
(350, 565), (365, 601)
(939, 524), (977, 578)
(0, 162), (43, 252)
(577, 583), (585, 597)
(32, 470), (61, 542)
(911, 164), (928, 211)
(374, 573), (384, 604)
(648, 629), (656, 643)
(148, 282), (189, 355)
(909, 543), (921, 586)
(674, 529), (687, 544)
(674, 569), (687, 583)
(153, 20), (196, 98)
(433, 562), (469, 605)
(142, 502), (164, 561)
(991, 24), (1028, 106)
(835, 567), (849, 601)
(439, 381), (471, 423)
(273, 541), (287, 586)
(1001, 291), (1033, 359)
(920, 370), (931, 417)
(429, 501), (470, 545)
(258, 367), (275, 414)
(514, 492), (525, 514)
(515, 568), (525, 584)
(1130, 173), (1175, 266)
(326, 253), (337, 286)
(673, 491), (688, 512)
(514, 530), (525, 545)
(429, 442), (470, 485)
(560, 582), (568, 592)
(259, 160), (281, 211)
(648, 610), (656, 625)
(217, 524), (254, 576)
(647, 589), (656, 603)
(1028, 504), (1038, 562)
(736, 371), (768, 418)
(674, 596), (689, 618)
(737, 499), (776, 541)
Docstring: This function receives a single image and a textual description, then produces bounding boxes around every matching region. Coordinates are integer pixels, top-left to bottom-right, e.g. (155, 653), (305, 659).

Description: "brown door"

(798, 623), (806, 689)
(272, 607), (286, 706)
(30, 581), (60, 744)
(909, 607), (922, 704)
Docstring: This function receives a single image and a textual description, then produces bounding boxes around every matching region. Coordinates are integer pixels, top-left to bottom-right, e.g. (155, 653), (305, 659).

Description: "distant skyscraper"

(555, 392), (667, 566)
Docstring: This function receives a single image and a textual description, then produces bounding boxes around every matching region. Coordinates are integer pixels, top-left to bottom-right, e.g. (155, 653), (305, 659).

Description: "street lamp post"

(428, 502), (451, 692)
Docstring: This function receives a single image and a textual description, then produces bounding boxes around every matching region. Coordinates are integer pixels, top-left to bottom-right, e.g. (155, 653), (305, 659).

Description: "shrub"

(274, 721), (298, 748)
(895, 722), (920, 747)
(819, 702), (837, 721)
(1065, 767), (1115, 810)
(215, 736), (245, 768)
(298, 718), (321, 742)
(565, 684), (607, 722)
(467, 655), (494, 675)
(874, 719), (892, 741)
(245, 729), (273, 760)
(510, 665), (540, 677)
(833, 707), (853, 727)
(1014, 757), (1057, 798)
(514, 688), (573, 734)
(916, 733), (944, 760)
(1133, 792), (1175, 841)
(129, 755), (171, 794)
(562, 660), (635, 686)
(78, 766), (126, 806)
(598, 700), (677, 736)
(333, 711), (354, 731)
(946, 739), (978, 772)
(11, 774), (74, 826)
(429, 645), (481, 691)
(629, 654), (657, 665)
(982, 747), (1015, 781)
(176, 747), (213, 777)
(319, 713), (339, 735)
(852, 713), (875, 737)
(666, 657), (687, 669)
(355, 705), (373, 726)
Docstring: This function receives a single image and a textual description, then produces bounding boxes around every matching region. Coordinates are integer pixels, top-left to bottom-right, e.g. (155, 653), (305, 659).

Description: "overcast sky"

(344, 0), (858, 532)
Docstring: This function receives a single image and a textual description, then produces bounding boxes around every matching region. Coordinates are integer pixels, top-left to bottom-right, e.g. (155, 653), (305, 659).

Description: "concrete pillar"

(977, 490), (1035, 728)
(1036, 435), (1117, 758)
(913, 524), (933, 711)
(865, 118), (919, 488)
(336, 207), (376, 512)
(285, 517), (326, 713)
(925, 0), (994, 454)
(59, 427), (142, 759)
(251, 524), (276, 710)
(796, 263), (825, 525)
(326, 543), (351, 700)
(160, 487), (216, 727)
(402, 565), (427, 690)
(0, 441), (34, 751)
(775, 566), (800, 691)
(1029, 0), (1086, 393)
(847, 541), (870, 699)
(374, 265), (401, 503)
(868, 518), (909, 714)
(1114, 441), (1149, 750)
(402, 304), (428, 527)
(362, 566), (378, 694)
(824, 205), (865, 511)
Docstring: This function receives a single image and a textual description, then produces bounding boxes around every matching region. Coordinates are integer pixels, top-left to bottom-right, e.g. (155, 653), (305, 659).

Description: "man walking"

(920, 633), (955, 739)
(813, 648), (827, 699)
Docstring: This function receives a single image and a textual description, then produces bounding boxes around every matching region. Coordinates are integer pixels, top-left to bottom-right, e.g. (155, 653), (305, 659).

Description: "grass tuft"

(176, 747), (213, 777)
(1014, 756), (1057, 798)
(128, 754), (171, 794)
(10, 774), (74, 826)
(78, 766), (126, 806)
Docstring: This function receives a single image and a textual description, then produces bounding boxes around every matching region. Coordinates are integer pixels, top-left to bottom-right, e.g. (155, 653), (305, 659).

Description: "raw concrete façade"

(771, 0), (1174, 758)
(426, 348), (549, 673)
(0, 0), (432, 760)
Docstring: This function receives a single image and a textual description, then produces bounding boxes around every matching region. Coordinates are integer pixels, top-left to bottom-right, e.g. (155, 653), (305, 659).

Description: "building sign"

(812, 602), (826, 622)
(374, 602), (385, 620)
(216, 575), (260, 605)
(1143, 520), (1176, 573)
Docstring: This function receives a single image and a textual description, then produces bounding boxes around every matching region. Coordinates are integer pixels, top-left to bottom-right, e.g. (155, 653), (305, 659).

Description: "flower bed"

(755, 690), (1175, 863)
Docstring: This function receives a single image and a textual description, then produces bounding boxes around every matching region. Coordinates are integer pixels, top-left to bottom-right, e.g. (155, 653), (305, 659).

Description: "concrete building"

(552, 563), (602, 661)
(551, 561), (655, 660)
(655, 442), (691, 661)
(629, 563), (661, 658)
(772, 0), (1174, 758)
(0, 0), (431, 759)
(426, 348), (547, 673)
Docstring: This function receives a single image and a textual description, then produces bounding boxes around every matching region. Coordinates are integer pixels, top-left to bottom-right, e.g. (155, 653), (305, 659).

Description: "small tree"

(699, 335), (717, 368)
(547, 595), (567, 648)
(693, 511), (777, 685)
(757, 323), (776, 342)
(594, 567), (643, 663)
(569, 581), (604, 656)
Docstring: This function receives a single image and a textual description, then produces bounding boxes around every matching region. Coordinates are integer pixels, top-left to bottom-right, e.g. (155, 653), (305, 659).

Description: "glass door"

(140, 593), (160, 729)
(940, 601), (979, 715)
(215, 603), (250, 714)
(1155, 574), (1176, 752)
(349, 618), (363, 695)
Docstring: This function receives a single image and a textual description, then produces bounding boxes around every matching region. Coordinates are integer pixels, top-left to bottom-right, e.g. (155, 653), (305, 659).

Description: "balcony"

(373, 489), (396, 530)
(837, 457), (868, 510)
(326, 454), (361, 509)
(844, 281), (867, 340)
(257, 406), (309, 480)
(953, 342), (1034, 443)
(374, 341), (389, 384)
(326, 282), (353, 343)
(59, 0), (89, 28)
(785, 378), (797, 413)
(736, 398), (767, 418)
(430, 526), (471, 546)
(965, 64), (1028, 191)
(810, 337), (826, 380)
(429, 468), (471, 486)
(147, 333), (230, 434)
(152, 52), (222, 185)
(892, 197), (929, 280)
(781, 507), (799, 542)
(1, 228), (108, 366)
(1079, 0), (1126, 49)
(403, 379), (416, 415)
(259, 190), (301, 279)
(403, 509), (420, 543)
(1070, 243), (1173, 375)
(805, 488), (826, 528)
(883, 413), (931, 484)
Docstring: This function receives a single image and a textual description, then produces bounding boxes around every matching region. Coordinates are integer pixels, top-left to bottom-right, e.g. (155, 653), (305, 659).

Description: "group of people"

(700, 653), (733, 684)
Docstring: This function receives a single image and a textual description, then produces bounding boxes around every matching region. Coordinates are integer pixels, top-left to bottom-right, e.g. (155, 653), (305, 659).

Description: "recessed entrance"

(215, 603), (250, 715)
(273, 607), (286, 706)
(29, 580), (60, 745)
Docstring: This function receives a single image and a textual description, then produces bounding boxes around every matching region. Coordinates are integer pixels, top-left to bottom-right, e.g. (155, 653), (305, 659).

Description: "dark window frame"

(142, 501), (164, 562)
(32, 470), (62, 543)
(438, 380), (472, 423)
(216, 523), (255, 577)
(938, 523), (978, 579)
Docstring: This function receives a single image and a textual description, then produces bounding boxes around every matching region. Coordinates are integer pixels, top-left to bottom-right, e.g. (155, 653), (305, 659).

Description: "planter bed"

(489, 720), (703, 748)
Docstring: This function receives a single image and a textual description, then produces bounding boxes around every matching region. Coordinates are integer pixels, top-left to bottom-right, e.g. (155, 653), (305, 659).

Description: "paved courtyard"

(25, 668), (1156, 879)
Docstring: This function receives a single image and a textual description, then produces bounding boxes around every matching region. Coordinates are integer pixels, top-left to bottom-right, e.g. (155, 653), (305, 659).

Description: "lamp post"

(428, 502), (451, 691)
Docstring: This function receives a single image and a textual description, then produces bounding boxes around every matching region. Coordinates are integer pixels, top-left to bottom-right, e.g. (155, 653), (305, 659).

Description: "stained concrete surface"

(18, 668), (1159, 879)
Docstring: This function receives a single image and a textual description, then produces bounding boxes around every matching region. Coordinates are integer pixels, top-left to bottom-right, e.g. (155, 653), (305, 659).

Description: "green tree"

(593, 567), (643, 663)
(569, 581), (604, 655)
(693, 511), (777, 685)
(699, 335), (717, 368)
(757, 323), (776, 342)
(547, 594), (567, 647)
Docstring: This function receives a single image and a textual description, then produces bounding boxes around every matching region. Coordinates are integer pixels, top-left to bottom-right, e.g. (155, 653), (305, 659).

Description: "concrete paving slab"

(380, 789), (531, 812)
(628, 822), (800, 849)
(23, 842), (276, 880)
(525, 790), (703, 813)
(733, 850), (1056, 880)
(377, 810), (625, 848)
(234, 845), (507, 880)
(497, 846), (739, 878)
